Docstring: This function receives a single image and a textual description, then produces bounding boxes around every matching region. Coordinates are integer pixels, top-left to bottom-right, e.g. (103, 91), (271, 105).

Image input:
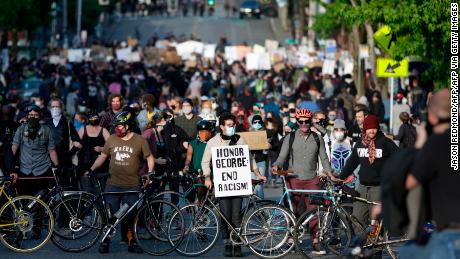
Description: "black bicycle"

(50, 172), (185, 255)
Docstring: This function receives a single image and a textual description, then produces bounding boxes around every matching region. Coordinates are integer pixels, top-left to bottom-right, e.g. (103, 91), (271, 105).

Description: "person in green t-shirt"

(182, 120), (214, 202)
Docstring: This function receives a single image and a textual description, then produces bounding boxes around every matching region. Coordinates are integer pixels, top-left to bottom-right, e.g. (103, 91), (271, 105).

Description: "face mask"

(89, 119), (99, 126)
(202, 108), (211, 115)
(78, 106), (87, 112)
(198, 131), (211, 142)
(334, 131), (345, 141)
(328, 115), (336, 121)
(51, 107), (62, 118)
(27, 117), (40, 139)
(318, 118), (328, 128)
(345, 78), (353, 84)
(299, 124), (310, 134)
(182, 107), (192, 115)
(290, 117), (297, 123)
(224, 126), (235, 137)
(253, 109), (260, 115)
(212, 103), (218, 110)
(35, 100), (43, 107)
(252, 123), (262, 130)
(115, 126), (127, 138)
(73, 121), (84, 132)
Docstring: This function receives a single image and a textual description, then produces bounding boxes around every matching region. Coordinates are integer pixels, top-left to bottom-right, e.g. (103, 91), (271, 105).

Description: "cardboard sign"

(239, 131), (269, 150)
(165, 50), (181, 65)
(211, 145), (253, 198)
(376, 58), (409, 77)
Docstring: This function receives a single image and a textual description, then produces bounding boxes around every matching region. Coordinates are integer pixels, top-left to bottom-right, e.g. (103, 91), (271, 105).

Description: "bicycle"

(50, 172), (186, 255)
(168, 181), (296, 258)
(294, 179), (409, 258)
(0, 176), (54, 252)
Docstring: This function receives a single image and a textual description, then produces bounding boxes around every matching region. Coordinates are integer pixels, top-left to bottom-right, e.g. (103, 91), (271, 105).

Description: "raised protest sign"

(239, 131), (269, 150)
(67, 49), (84, 63)
(211, 145), (253, 198)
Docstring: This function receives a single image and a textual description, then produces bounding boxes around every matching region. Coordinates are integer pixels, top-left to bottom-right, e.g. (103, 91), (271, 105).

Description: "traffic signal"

(208, 0), (215, 6)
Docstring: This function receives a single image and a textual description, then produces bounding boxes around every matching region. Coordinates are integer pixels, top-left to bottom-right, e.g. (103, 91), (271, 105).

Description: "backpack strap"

(311, 132), (321, 158)
(288, 131), (296, 164)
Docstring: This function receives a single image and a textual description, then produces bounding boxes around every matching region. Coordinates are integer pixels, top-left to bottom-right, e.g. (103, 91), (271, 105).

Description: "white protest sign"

(258, 52), (271, 70)
(68, 49), (84, 63)
(225, 46), (239, 63)
(211, 145), (253, 198)
(253, 44), (266, 54)
(176, 40), (205, 59)
(116, 47), (132, 61)
(322, 59), (336, 75)
(246, 53), (259, 70)
(204, 44), (216, 59)
(265, 39), (279, 53)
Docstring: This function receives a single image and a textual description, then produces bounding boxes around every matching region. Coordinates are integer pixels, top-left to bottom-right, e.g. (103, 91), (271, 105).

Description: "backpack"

(287, 131), (321, 164)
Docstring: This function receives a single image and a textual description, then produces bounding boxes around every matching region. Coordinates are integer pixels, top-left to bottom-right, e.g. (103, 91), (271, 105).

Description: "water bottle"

(114, 203), (129, 219)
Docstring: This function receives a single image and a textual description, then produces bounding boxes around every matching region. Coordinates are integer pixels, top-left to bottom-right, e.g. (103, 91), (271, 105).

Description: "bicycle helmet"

(295, 108), (312, 119)
(196, 120), (214, 132)
(114, 111), (134, 126)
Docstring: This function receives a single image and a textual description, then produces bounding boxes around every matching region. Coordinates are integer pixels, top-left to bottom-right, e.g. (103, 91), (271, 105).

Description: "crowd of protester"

(0, 33), (456, 258)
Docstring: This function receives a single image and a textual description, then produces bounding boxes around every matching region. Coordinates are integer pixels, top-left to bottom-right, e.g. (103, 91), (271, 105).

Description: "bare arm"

(146, 154), (154, 173)
(49, 149), (59, 167)
(12, 144), (18, 157)
(89, 153), (109, 171)
(102, 128), (110, 141)
(184, 145), (193, 169)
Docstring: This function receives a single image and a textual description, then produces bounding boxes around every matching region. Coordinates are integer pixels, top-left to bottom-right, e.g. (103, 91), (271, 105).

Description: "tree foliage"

(0, 0), (53, 31)
(313, 0), (451, 88)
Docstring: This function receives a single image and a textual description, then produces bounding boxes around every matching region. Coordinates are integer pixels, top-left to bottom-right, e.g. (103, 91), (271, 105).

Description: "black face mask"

(27, 117), (40, 140)
(318, 118), (328, 128)
(89, 119), (100, 126)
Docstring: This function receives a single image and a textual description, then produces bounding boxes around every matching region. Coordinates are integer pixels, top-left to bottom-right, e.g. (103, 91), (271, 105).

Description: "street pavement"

(102, 9), (290, 45)
(0, 185), (337, 259)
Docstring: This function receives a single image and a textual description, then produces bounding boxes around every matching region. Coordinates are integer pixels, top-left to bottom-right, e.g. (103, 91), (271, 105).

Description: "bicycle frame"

(0, 185), (29, 228)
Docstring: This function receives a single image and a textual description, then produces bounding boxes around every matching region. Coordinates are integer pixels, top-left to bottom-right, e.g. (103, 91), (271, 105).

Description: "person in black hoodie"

(154, 109), (189, 204)
(329, 114), (398, 241)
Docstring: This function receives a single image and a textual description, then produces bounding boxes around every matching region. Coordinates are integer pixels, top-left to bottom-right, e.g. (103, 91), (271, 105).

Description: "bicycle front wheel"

(0, 195), (54, 252)
(384, 230), (409, 259)
(295, 206), (351, 258)
(173, 203), (220, 256)
(243, 204), (296, 259)
(51, 193), (103, 252)
(134, 199), (185, 256)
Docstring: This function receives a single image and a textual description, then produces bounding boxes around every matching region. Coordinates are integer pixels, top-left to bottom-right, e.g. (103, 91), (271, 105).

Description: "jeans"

(219, 196), (243, 244)
(254, 161), (266, 199)
(399, 230), (460, 259)
(104, 185), (140, 243)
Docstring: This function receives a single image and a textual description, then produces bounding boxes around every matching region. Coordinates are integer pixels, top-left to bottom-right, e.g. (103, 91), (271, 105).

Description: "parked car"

(239, 0), (261, 19)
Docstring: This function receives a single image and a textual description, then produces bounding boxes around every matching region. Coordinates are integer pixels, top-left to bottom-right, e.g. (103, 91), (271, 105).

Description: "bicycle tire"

(50, 194), (103, 252)
(134, 199), (185, 256)
(384, 230), (409, 259)
(174, 203), (220, 256)
(0, 195), (54, 252)
(243, 204), (296, 259)
(154, 190), (187, 208)
(294, 206), (351, 258)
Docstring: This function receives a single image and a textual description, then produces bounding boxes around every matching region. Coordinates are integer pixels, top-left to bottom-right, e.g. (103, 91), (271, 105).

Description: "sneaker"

(128, 243), (143, 254)
(312, 243), (326, 255)
(99, 242), (110, 254)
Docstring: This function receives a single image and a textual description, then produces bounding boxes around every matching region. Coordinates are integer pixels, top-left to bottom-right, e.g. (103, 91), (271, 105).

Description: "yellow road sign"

(376, 58), (409, 77)
(374, 25), (398, 57)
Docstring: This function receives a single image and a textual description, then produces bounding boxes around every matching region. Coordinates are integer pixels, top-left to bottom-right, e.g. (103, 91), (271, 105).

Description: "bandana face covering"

(115, 126), (127, 138)
(362, 132), (376, 164)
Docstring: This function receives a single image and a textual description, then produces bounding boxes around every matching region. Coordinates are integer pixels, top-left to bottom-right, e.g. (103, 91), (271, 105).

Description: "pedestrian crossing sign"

(374, 25), (398, 57)
(376, 58), (409, 77)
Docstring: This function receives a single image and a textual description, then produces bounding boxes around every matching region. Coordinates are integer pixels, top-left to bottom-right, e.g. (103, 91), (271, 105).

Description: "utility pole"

(75, 0), (82, 47)
(63, 0), (68, 48)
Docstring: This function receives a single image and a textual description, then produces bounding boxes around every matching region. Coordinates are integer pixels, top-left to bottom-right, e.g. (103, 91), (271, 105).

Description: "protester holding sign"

(201, 112), (266, 257)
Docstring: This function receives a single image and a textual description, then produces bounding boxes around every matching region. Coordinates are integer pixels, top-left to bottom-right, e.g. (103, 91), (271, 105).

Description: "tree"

(0, 0), (53, 56)
(313, 0), (451, 89)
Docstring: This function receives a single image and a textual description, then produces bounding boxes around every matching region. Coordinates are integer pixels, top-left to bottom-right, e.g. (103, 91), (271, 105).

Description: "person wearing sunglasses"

(271, 108), (332, 255)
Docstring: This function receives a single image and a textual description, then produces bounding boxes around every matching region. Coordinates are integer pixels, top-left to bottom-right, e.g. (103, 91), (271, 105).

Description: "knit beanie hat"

(363, 114), (379, 131)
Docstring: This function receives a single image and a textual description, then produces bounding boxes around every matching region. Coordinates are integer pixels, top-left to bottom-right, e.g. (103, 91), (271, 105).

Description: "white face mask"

(224, 126), (235, 137)
(334, 131), (345, 141)
(51, 107), (62, 118)
(202, 108), (211, 115)
(211, 103), (218, 110)
(35, 100), (43, 107)
(182, 107), (192, 115)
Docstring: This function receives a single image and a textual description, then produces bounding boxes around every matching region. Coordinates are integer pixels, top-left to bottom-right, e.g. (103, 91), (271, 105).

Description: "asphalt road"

(102, 11), (288, 46)
(0, 185), (337, 259)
